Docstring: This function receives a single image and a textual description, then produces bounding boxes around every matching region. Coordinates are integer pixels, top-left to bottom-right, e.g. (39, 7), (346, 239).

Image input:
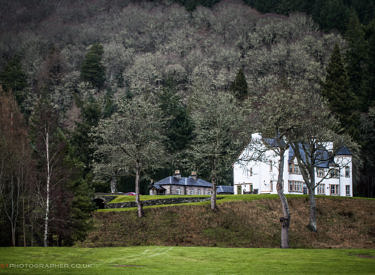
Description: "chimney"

(191, 171), (197, 181)
(174, 170), (181, 180)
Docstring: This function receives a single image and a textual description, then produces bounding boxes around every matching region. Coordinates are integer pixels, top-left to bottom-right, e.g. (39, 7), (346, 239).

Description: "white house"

(233, 134), (353, 197)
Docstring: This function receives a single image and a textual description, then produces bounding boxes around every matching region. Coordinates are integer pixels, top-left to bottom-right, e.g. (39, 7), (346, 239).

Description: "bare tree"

(241, 85), (306, 248)
(91, 95), (167, 217)
(190, 90), (249, 210)
(287, 90), (357, 232)
(0, 89), (32, 246)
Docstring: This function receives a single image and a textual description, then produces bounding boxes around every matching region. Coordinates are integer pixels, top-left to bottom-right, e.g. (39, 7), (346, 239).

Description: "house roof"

(263, 137), (286, 148)
(336, 146), (352, 155)
(288, 144), (350, 168)
(153, 176), (212, 188)
(288, 144), (331, 168)
(217, 185), (234, 193)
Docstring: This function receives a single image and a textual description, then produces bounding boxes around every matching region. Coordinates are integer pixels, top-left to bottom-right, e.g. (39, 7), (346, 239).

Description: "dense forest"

(0, 0), (374, 246)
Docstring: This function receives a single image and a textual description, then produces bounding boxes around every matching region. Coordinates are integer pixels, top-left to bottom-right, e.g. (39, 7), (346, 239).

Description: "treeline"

(0, 0), (374, 246)
(2, 0), (374, 34)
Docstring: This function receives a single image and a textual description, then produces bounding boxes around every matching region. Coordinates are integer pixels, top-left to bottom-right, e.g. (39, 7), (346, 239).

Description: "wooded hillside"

(1, 0), (375, 247)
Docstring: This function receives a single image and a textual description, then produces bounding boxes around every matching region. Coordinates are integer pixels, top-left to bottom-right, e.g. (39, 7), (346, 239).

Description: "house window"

(330, 184), (339, 195)
(249, 168), (253, 177)
(317, 168), (325, 178)
(329, 169), (339, 178)
(317, 184), (325, 195)
(269, 161), (273, 172)
(345, 166), (350, 178)
(288, 181), (303, 193)
(237, 185), (242, 195)
(289, 163), (301, 174)
(189, 189), (194, 195)
(176, 188), (181, 195)
(345, 185), (350, 196)
(207, 190), (211, 195)
(197, 189), (201, 195)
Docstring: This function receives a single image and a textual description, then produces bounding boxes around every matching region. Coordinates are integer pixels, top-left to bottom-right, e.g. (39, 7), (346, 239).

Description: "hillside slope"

(82, 196), (375, 248)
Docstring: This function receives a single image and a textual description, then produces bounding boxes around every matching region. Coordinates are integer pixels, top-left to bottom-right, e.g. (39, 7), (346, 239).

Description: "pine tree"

(80, 43), (106, 90)
(230, 68), (248, 101)
(344, 10), (368, 111)
(364, 19), (375, 106)
(322, 44), (358, 135)
(0, 56), (27, 108)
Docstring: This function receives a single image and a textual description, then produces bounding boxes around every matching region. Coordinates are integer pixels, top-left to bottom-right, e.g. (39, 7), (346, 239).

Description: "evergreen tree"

(230, 68), (248, 101)
(0, 56), (27, 108)
(159, 85), (194, 154)
(80, 43), (106, 90)
(70, 97), (104, 190)
(312, 0), (349, 33)
(321, 44), (358, 136)
(344, 10), (368, 111)
(364, 19), (375, 106)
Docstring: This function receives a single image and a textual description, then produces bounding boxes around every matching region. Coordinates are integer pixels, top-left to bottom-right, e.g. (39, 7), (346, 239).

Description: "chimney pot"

(174, 170), (181, 179)
(191, 171), (197, 180)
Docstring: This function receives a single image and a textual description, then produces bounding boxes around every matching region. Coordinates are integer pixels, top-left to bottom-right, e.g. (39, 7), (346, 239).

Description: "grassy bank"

(85, 196), (375, 248)
(0, 246), (374, 274)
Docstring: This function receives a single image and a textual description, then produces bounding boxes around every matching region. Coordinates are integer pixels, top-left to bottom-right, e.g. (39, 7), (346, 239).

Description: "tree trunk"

(43, 131), (50, 247)
(308, 187), (317, 232)
(23, 197), (26, 247)
(110, 177), (117, 193)
(277, 147), (290, 248)
(135, 163), (143, 218)
(10, 221), (16, 247)
(210, 177), (217, 211)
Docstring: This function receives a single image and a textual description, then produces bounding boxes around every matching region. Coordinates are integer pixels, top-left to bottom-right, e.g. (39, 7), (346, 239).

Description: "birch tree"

(91, 95), (166, 217)
(30, 97), (66, 247)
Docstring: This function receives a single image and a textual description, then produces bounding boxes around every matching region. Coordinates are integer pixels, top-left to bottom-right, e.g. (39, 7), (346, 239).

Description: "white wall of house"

(233, 136), (353, 197)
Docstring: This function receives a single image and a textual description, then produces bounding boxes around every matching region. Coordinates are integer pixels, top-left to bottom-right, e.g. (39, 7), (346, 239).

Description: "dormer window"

(329, 169), (339, 178)
(289, 163), (300, 174)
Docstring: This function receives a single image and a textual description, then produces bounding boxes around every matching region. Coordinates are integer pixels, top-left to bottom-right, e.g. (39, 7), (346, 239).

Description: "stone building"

(149, 170), (213, 195)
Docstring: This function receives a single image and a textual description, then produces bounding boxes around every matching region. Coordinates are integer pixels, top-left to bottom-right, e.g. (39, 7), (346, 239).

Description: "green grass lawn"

(99, 194), (306, 212)
(0, 247), (374, 274)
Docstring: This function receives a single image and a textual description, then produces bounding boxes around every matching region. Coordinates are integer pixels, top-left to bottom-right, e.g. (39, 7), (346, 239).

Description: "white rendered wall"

(234, 140), (353, 197)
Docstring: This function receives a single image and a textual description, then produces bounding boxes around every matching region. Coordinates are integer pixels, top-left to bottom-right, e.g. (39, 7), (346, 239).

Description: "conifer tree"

(322, 44), (358, 136)
(344, 11), (368, 111)
(364, 19), (375, 106)
(81, 43), (106, 90)
(230, 68), (248, 101)
(0, 56), (27, 108)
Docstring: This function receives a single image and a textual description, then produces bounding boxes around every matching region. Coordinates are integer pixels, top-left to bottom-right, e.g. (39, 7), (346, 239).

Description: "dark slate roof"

(153, 176), (212, 188)
(263, 138), (286, 148)
(288, 144), (331, 168)
(217, 185), (234, 194)
(336, 146), (352, 155)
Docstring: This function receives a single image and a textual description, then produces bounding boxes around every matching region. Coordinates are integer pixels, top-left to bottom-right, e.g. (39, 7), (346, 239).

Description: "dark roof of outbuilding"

(217, 185), (234, 193)
(153, 176), (212, 188)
